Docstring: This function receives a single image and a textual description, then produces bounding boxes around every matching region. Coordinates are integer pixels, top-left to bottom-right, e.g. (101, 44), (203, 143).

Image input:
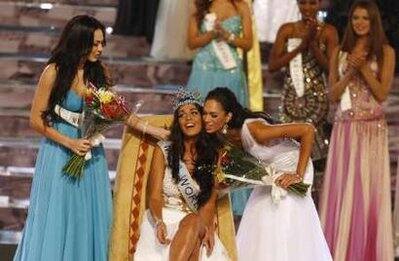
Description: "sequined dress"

(134, 141), (229, 260)
(280, 35), (329, 160)
(319, 51), (394, 261)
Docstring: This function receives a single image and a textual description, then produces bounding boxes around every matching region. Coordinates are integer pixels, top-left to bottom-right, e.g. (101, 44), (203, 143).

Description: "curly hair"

(167, 103), (221, 207)
(42, 15), (112, 125)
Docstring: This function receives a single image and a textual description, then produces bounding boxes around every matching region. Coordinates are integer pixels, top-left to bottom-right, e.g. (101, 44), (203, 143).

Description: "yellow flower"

(97, 89), (114, 104)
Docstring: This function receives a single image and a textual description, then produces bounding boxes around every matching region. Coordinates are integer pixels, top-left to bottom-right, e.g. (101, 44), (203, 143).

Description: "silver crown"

(172, 87), (203, 111)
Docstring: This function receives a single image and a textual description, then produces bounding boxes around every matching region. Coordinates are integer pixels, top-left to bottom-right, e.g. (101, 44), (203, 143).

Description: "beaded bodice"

(334, 51), (384, 122)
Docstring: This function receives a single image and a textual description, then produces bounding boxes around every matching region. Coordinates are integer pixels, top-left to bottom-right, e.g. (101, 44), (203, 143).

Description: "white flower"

(204, 12), (217, 31)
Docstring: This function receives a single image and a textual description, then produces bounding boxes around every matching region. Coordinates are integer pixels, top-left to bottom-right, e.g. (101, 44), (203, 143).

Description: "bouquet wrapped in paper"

(214, 144), (310, 202)
(63, 82), (142, 179)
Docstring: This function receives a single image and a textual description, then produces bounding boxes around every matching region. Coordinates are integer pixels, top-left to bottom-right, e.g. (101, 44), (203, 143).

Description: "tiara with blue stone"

(172, 87), (203, 111)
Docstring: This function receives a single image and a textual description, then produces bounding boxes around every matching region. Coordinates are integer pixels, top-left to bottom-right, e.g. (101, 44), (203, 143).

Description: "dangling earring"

(222, 124), (228, 135)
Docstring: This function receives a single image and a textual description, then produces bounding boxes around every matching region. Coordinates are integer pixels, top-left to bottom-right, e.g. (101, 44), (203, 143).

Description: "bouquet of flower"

(214, 144), (310, 199)
(63, 82), (141, 179)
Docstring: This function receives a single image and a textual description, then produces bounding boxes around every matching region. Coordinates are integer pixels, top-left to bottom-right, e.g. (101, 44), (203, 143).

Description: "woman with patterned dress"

(13, 16), (168, 261)
(134, 93), (229, 260)
(319, 1), (396, 260)
(203, 87), (332, 260)
(268, 0), (338, 161)
(186, 0), (253, 216)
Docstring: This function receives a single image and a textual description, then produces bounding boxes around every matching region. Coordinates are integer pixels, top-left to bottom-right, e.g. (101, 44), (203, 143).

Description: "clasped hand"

(347, 48), (367, 71)
(299, 18), (321, 51)
(275, 171), (303, 189)
(67, 138), (92, 156)
(156, 221), (171, 245)
(212, 20), (231, 42)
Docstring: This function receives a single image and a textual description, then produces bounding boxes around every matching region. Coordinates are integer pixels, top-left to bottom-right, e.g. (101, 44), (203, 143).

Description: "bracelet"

(128, 115), (138, 128)
(142, 121), (149, 135)
(154, 217), (165, 228)
(294, 174), (303, 181)
(155, 219), (164, 227)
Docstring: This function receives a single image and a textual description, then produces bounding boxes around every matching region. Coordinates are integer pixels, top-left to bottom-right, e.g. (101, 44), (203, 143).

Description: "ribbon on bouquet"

(221, 164), (287, 204)
(260, 164), (288, 204)
(204, 12), (237, 70)
(287, 38), (305, 97)
(84, 133), (106, 160)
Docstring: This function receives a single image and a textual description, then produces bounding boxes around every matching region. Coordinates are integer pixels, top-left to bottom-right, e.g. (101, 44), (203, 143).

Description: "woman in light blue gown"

(13, 15), (111, 261)
(14, 15), (168, 261)
(187, 0), (252, 106)
(186, 0), (253, 215)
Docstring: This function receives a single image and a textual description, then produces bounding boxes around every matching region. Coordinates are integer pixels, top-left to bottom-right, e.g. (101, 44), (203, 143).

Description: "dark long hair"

(167, 103), (220, 207)
(42, 15), (112, 124)
(194, 0), (240, 24)
(205, 87), (278, 129)
(341, 1), (387, 65)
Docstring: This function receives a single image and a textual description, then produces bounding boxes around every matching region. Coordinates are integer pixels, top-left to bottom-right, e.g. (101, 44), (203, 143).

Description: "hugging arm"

(248, 121), (315, 182)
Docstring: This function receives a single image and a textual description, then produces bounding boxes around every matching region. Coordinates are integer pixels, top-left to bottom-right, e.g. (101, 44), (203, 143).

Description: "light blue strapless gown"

(14, 90), (112, 261)
(187, 15), (248, 106)
(187, 16), (251, 216)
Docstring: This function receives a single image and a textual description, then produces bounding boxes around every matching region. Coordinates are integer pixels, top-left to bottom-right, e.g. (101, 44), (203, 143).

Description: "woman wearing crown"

(133, 90), (230, 260)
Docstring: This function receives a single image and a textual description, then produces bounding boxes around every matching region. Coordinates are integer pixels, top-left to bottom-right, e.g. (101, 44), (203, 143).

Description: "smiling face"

(297, 0), (320, 20)
(177, 103), (202, 137)
(203, 99), (231, 134)
(351, 7), (371, 37)
(87, 29), (104, 62)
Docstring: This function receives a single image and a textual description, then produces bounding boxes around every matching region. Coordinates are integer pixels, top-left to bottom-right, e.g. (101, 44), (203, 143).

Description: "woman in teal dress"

(14, 15), (168, 261)
(187, 0), (253, 216)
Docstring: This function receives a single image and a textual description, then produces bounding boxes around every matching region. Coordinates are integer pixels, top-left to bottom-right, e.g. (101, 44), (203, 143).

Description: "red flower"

(100, 98), (130, 120)
(85, 94), (95, 106)
(220, 152), (231, 167)
(84, 88), (97, 107)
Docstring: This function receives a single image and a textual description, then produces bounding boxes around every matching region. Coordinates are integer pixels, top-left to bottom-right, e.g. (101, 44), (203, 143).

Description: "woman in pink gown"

(319, 1), (396, 260)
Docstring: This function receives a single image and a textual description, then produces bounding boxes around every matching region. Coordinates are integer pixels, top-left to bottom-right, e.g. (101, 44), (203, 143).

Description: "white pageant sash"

(177, 163), (201, 212)
(54, 104), (84, 128)
(287, 38), (305, 97)
(338, 52), (352, 111)
(212, 41), (237, 70)
(340, 88), (352, 111)
(204, 12), (237, 70)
